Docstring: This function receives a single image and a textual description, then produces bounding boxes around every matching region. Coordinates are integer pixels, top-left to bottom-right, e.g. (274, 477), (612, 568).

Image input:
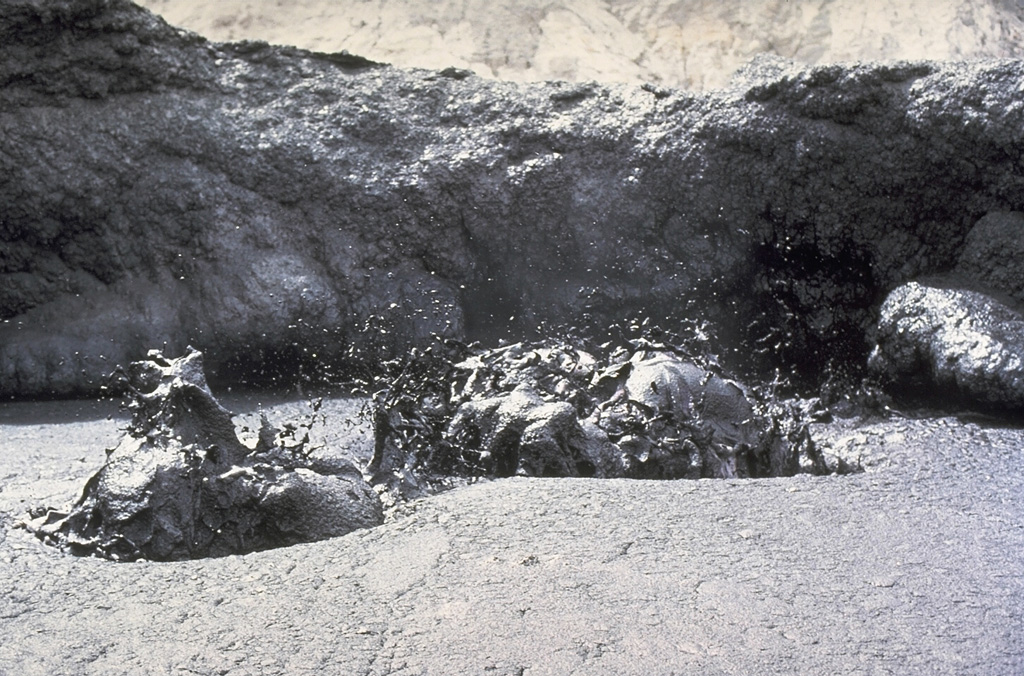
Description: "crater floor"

(0, 395), (1022, 675)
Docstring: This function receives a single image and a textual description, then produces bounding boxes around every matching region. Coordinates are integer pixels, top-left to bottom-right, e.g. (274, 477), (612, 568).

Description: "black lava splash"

(366, 334), (856, 503)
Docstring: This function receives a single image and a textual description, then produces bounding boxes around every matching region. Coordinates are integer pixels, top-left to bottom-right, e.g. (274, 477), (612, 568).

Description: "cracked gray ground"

(0, 396), (1022, 675)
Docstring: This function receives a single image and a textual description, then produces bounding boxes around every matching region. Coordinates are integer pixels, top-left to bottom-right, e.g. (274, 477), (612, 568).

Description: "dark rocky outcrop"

(956, 211), (1024, 304)
(3, 1), (1024, 397)
(29, 348), (383, 561)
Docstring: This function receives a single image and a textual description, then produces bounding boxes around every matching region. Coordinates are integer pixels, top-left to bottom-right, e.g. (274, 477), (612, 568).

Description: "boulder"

(31, 348), (383, 561)
(5, 1), (1024, 396)
(868, 281), (1024, 410)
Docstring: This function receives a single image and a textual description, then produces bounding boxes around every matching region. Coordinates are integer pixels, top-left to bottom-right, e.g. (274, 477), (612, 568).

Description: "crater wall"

(3, 0), (1024, 397)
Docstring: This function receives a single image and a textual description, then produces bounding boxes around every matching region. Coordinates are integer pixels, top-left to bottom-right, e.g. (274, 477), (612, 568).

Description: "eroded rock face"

(31, 348), (383, 561)
(368, 338), (839, 502)
(868, 282), (1024, 410)
(4, 1), (1024, 397)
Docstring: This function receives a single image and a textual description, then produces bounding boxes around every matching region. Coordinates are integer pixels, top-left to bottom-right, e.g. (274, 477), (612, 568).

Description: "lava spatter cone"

(29, 348), (382, 561)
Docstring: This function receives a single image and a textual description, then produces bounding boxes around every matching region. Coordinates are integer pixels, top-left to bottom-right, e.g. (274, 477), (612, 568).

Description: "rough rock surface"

(2, 399), (1023, 674)
(5, 1), (1024, 397)
(957, 210), (1024, 303)
(29, 348), (383, 561)
(136, 0), (1024, 90)
(868, 280), (1024, 410)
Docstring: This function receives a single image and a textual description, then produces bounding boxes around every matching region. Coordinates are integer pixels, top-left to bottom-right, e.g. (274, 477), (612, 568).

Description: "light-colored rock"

(136, 0), (1024, 89)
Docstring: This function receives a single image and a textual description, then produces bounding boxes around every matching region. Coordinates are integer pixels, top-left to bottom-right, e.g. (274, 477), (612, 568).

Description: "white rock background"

(137, 0), (1024, 89)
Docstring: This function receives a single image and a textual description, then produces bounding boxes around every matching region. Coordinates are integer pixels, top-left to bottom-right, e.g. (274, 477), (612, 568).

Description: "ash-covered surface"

(1, 397), (1023, 675)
